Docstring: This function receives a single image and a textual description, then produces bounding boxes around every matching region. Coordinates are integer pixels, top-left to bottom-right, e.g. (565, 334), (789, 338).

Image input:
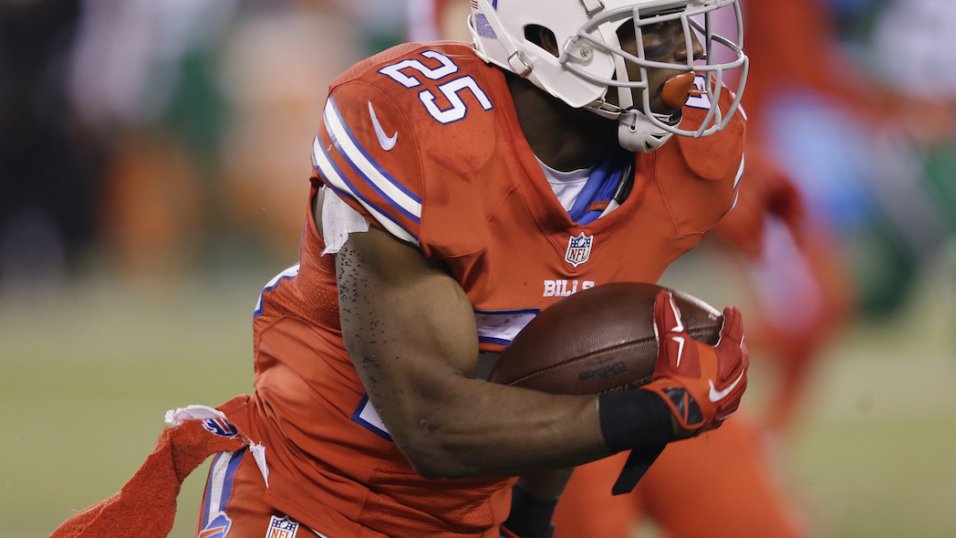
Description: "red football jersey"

(243, 42), (745, 537)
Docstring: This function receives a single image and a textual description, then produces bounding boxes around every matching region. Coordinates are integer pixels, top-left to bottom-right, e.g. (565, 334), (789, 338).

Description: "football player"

(407, 1), (833, 538)
(209, 1), (751, 535)
(53, 1), (751, 537)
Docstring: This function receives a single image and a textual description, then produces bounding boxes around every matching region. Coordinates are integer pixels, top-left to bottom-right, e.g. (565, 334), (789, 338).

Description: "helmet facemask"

(469, 0), (748, 152)
(566, 1), (747, 151)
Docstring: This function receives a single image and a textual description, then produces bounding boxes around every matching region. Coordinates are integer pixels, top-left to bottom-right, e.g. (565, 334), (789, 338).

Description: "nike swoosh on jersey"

(368, 101), (398, 151)
(315, 97), (421, 246)
(708, 371), (744, 402)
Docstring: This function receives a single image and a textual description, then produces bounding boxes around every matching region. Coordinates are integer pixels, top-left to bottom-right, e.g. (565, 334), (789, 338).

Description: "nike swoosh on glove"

(641, 290), (749, 437)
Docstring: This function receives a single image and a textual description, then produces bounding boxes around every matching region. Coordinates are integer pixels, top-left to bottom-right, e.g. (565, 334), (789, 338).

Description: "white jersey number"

(379, 50), (493, 124)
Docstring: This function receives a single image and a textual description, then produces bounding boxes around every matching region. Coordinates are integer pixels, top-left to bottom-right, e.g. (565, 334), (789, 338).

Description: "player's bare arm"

(335, 225), (610, 478)
(333, 221), (747, 477)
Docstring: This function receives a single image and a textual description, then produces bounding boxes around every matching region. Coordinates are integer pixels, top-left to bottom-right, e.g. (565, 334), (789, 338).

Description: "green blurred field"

(2, 267), (955, 537)
(0, 275), (257, 538)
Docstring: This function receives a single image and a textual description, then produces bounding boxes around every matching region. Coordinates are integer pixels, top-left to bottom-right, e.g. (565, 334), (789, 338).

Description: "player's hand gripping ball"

(641, 290), (749, 437)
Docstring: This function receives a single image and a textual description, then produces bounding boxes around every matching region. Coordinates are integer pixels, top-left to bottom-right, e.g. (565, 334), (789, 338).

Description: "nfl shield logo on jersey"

(565, 232), (593, 267)
(266, 515), (299, 538)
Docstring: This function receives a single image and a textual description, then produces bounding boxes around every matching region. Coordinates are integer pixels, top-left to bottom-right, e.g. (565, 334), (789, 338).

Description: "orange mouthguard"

(662, 72), (698, 109)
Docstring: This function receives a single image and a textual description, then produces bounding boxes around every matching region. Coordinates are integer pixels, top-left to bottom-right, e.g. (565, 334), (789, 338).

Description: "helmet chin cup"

(618, 109), (676, 153)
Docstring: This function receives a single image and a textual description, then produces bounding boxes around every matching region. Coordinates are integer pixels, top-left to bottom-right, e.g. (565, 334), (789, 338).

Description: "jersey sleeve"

(312, 81), (424, 247)
(674, 79), (747, 187)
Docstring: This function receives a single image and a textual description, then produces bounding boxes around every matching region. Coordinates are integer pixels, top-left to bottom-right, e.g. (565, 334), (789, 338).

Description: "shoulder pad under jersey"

(673, 77), (747, 183)
(313, 42), (503, 255)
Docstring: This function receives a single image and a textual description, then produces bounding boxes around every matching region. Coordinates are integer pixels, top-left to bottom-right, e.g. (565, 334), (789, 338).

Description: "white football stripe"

(323, 99), (422, 219)
(312, 137), (418, 245)
(733, 154), (745, 191)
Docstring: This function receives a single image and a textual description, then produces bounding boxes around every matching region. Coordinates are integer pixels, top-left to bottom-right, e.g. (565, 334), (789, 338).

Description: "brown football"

(489, 282), (723, 394)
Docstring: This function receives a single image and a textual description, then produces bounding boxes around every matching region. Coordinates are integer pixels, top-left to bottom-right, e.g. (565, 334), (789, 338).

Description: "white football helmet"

(468, 0), (748, 152)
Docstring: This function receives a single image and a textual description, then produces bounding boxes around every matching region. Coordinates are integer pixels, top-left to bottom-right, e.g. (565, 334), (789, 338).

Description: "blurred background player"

(66, 0), (363, 283)
(742, 0), (954, 322)
(0, 0), (106, 296)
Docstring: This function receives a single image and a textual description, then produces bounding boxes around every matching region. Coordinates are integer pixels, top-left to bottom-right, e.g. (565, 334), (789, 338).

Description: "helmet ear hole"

(524, 24), (559, 58)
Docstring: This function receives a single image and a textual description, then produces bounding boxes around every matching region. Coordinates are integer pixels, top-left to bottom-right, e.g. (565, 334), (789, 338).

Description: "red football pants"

(197, 448), (326, 538)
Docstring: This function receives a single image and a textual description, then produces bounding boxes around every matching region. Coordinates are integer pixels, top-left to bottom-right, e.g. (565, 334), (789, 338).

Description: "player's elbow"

(403, 449), (456, 480)
(392, 418), (484, 480)
(403, 448), (481, 480)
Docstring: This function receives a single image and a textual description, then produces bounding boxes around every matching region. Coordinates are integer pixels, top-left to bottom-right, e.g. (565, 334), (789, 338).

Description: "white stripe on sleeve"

(323, 100), (422, 220)
(312, 137), (419, 245)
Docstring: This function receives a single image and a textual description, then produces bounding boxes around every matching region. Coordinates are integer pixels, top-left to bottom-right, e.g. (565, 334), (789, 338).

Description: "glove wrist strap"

(598, 389), (675, 453)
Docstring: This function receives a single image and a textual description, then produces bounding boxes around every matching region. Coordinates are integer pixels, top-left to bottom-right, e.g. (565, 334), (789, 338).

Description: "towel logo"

(202, 417), (239, 438)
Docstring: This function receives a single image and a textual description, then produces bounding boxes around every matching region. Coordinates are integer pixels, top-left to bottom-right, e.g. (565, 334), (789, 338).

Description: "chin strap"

(583, 96), (678, 153)
(617, 109), (679, 153)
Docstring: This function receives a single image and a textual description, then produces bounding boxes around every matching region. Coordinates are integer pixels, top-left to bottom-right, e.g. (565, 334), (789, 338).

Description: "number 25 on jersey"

(378, 50), (494, 124)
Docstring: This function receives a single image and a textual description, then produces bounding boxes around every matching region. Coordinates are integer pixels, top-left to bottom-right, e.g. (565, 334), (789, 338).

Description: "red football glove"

(641, 290), (749, 436)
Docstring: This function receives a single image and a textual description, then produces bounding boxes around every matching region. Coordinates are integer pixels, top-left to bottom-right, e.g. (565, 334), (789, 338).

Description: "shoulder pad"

(317, 43), (504, 257)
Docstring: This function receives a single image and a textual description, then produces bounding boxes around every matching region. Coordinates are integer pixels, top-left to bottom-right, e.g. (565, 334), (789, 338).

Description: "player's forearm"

(389, 377), (610, 479)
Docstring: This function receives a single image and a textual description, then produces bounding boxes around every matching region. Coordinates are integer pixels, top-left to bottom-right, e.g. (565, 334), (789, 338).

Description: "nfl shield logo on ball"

(565, 232), (593, 267)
